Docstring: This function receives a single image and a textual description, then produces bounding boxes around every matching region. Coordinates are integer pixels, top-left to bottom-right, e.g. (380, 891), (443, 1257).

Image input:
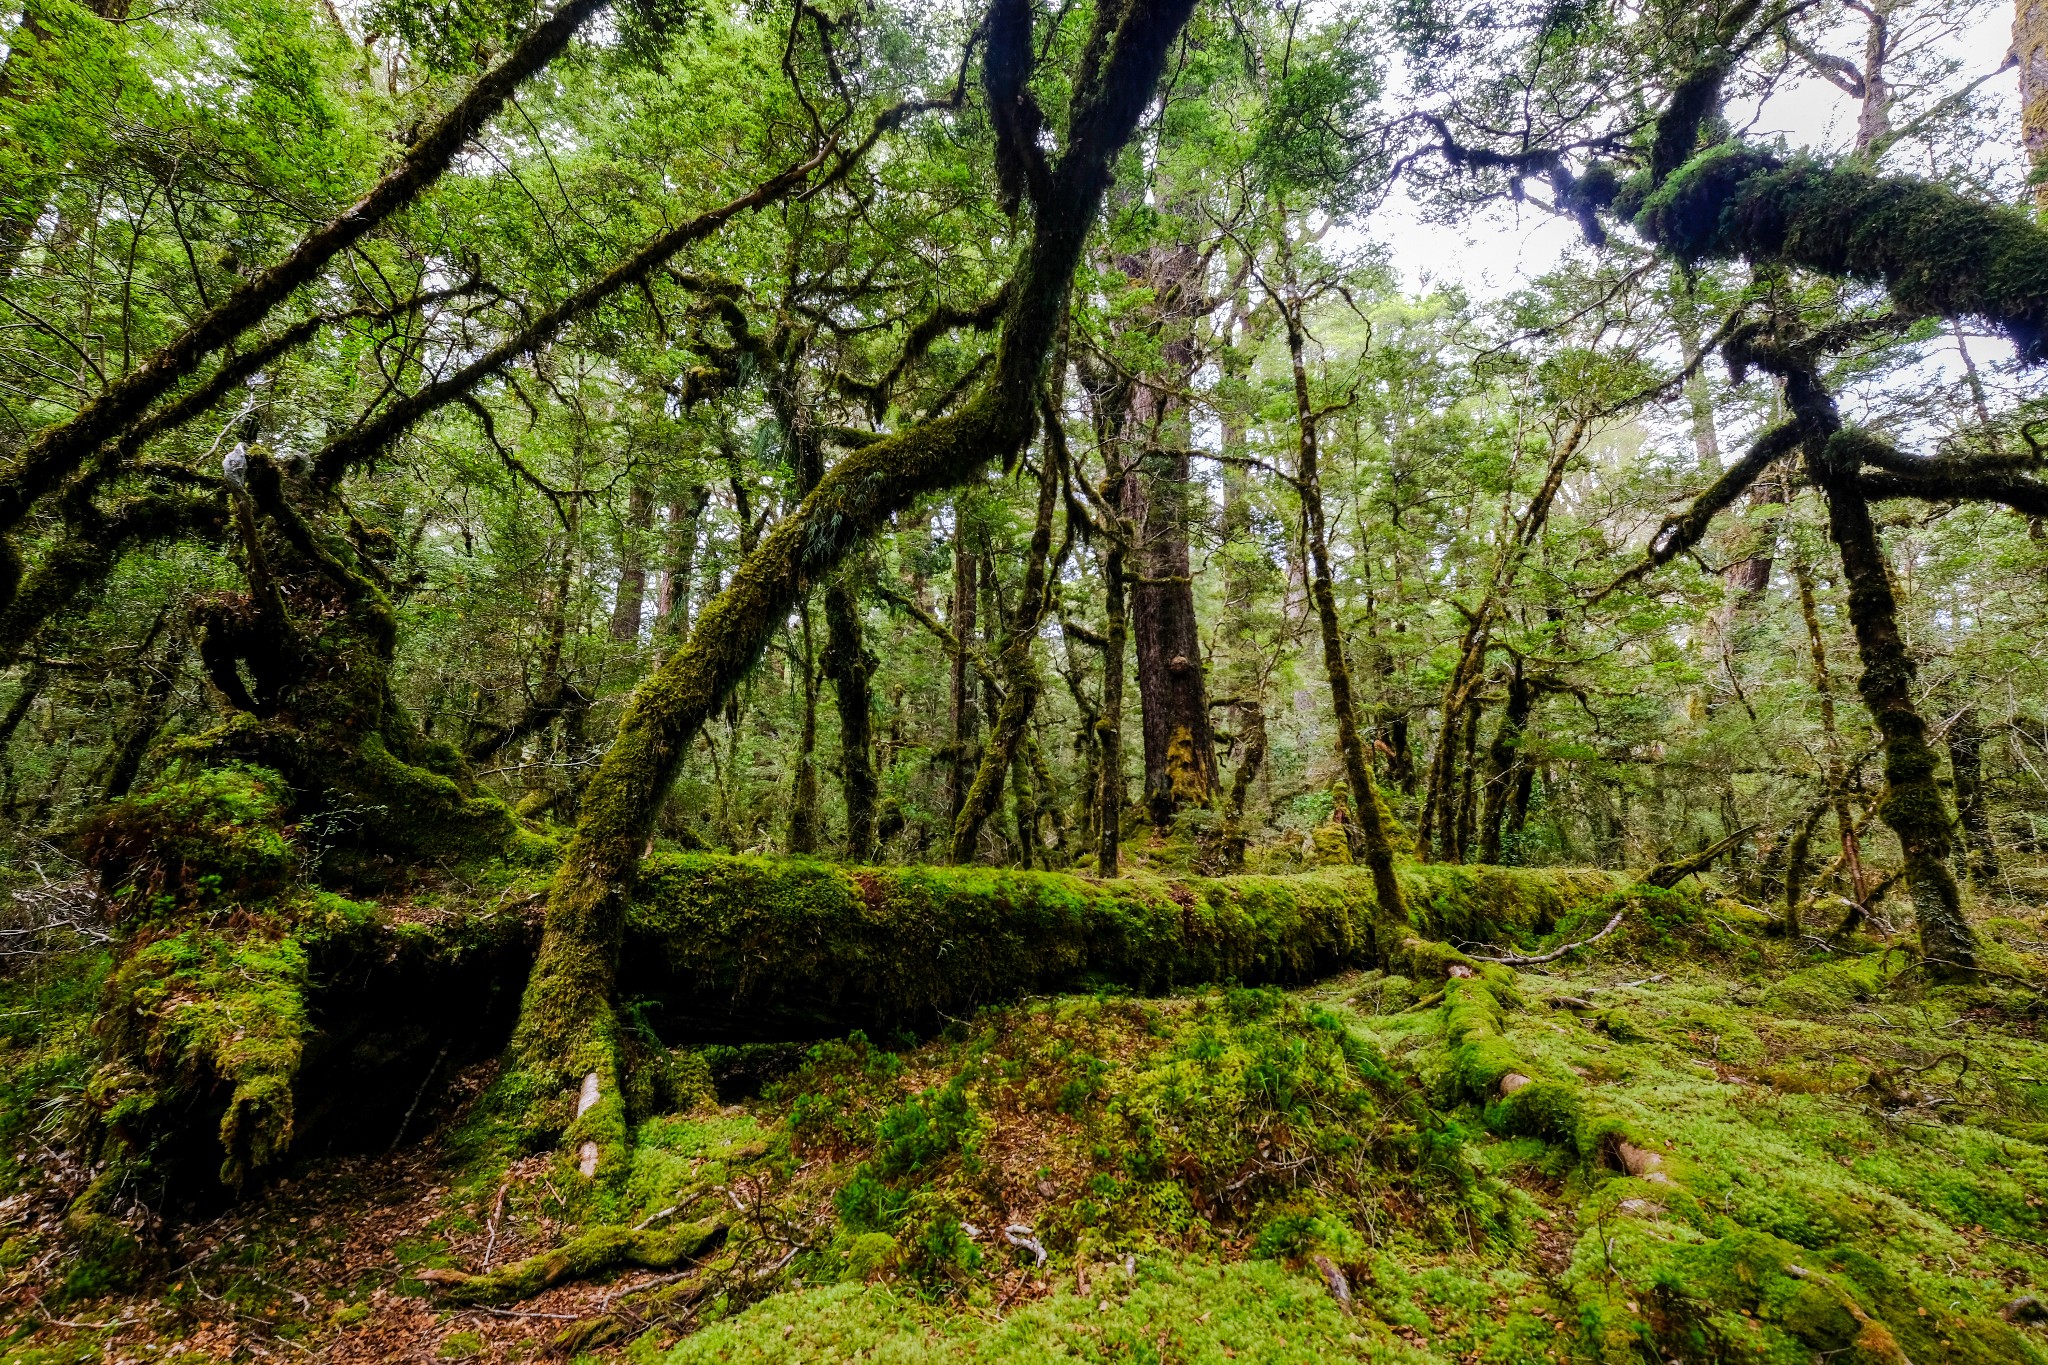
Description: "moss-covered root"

(417, 1219), (726, 1306)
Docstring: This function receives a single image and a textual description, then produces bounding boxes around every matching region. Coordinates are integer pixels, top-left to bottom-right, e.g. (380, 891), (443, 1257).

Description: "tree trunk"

(1793, 552), (1867, 919)
(1477, 658), (1532, 863)
(1096, 533), (1128, 876)
(1947, 703), (2000, 884)
(1117, 237), (1216, 827)
(1783, 359), (1980, 973)
(947, 523), (980, 827)
(2024, 0), (2048, 215)
(656, 485), (710, 641)
(609, 483), (653, 642)
(1275, 243), (1406, 924)
(787, 605), (820, 856)
(824, 571), (877, 862)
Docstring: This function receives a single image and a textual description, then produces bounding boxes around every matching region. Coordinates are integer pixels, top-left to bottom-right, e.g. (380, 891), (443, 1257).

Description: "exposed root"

(416, 1219), (727, 1306)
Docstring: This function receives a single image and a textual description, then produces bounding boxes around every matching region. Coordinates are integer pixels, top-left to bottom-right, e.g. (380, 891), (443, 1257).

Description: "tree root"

(417, 1219), (726, 1306)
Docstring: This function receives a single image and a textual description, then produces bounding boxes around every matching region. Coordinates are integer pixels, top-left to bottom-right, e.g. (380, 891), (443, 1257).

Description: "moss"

(93, 925), (310, 1187)
(619, 854), (1626, 1036)
(770, 990), (1486, 1287)
(421, 1219), (726, 1306)
(1615, 144), (2048, 360)
(75, 766), (298, 917)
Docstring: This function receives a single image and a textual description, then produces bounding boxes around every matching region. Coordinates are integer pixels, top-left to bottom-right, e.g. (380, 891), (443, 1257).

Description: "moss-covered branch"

(1608, 145), (2048, 361)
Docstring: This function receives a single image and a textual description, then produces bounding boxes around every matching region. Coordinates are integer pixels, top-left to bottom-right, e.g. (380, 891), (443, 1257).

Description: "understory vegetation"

(3, 0), (2048, 1356)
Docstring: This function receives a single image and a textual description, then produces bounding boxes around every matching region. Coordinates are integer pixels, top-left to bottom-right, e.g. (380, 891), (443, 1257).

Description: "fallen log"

(80, 854), (1626, 1198)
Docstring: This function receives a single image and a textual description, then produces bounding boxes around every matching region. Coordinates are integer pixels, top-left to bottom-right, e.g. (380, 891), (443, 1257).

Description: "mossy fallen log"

(83, 853), (1624, 1198)
(619, 854), (1621, 1039)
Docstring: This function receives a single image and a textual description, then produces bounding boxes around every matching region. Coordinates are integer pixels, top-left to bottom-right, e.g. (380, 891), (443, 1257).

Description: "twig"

(390, 1044), (449, 1150)
(1468, 907), (1626, 966)
(482, 1182), (509, 1269)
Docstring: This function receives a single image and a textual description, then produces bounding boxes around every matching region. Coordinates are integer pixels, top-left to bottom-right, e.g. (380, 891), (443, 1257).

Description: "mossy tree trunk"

(824, 569), (878, 861)
(947, 521), (980, 829)
(1096, 530), (1129, 875)
(1773, 353), (1980, 973)
(1477, 658), (1532, 864)
(1115, 241), (1218, 827)
(2023, 0), (2048, 216)
(505, 0), (1205, 1165)
(1271, 234), (1407, 925)
(185, 454), (516, 865)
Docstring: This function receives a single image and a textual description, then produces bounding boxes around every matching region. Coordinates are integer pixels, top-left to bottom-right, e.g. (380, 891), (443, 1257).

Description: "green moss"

(765, 990), (1489, 1291)
(75, 765), (298, 917)
(621, 853), (1627, 1035)
(94, 925), (310, 1187)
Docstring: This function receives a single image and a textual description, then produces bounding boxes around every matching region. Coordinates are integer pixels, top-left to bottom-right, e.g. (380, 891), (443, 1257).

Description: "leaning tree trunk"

(503, 0), (1204, 1173)
(1781, 360), (1980, 973)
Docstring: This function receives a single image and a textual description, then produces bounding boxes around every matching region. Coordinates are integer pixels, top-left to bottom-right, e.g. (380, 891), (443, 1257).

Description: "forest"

(1, 0), (2047, 1358)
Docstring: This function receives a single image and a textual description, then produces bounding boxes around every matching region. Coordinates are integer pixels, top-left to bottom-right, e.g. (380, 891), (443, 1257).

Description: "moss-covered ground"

(0, 873), (2043, 1362)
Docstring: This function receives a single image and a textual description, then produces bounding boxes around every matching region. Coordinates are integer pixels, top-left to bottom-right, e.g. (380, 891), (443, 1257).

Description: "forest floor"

(0, 874), (2045, 1364)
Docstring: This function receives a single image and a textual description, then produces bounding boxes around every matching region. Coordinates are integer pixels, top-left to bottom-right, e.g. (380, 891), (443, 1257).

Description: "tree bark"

(786, 608), (821, 855)
(2024, 0), (2048, 216)
(947, 522), (980, 827)
(656, 485), (710, 641)
(1477, 658), (1532, 863)
(1947, 702), (2000, 884)
(1793, 552), (1868, 917)
(824, 570), (877, 861)
(1096, 532), (1128, 876)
